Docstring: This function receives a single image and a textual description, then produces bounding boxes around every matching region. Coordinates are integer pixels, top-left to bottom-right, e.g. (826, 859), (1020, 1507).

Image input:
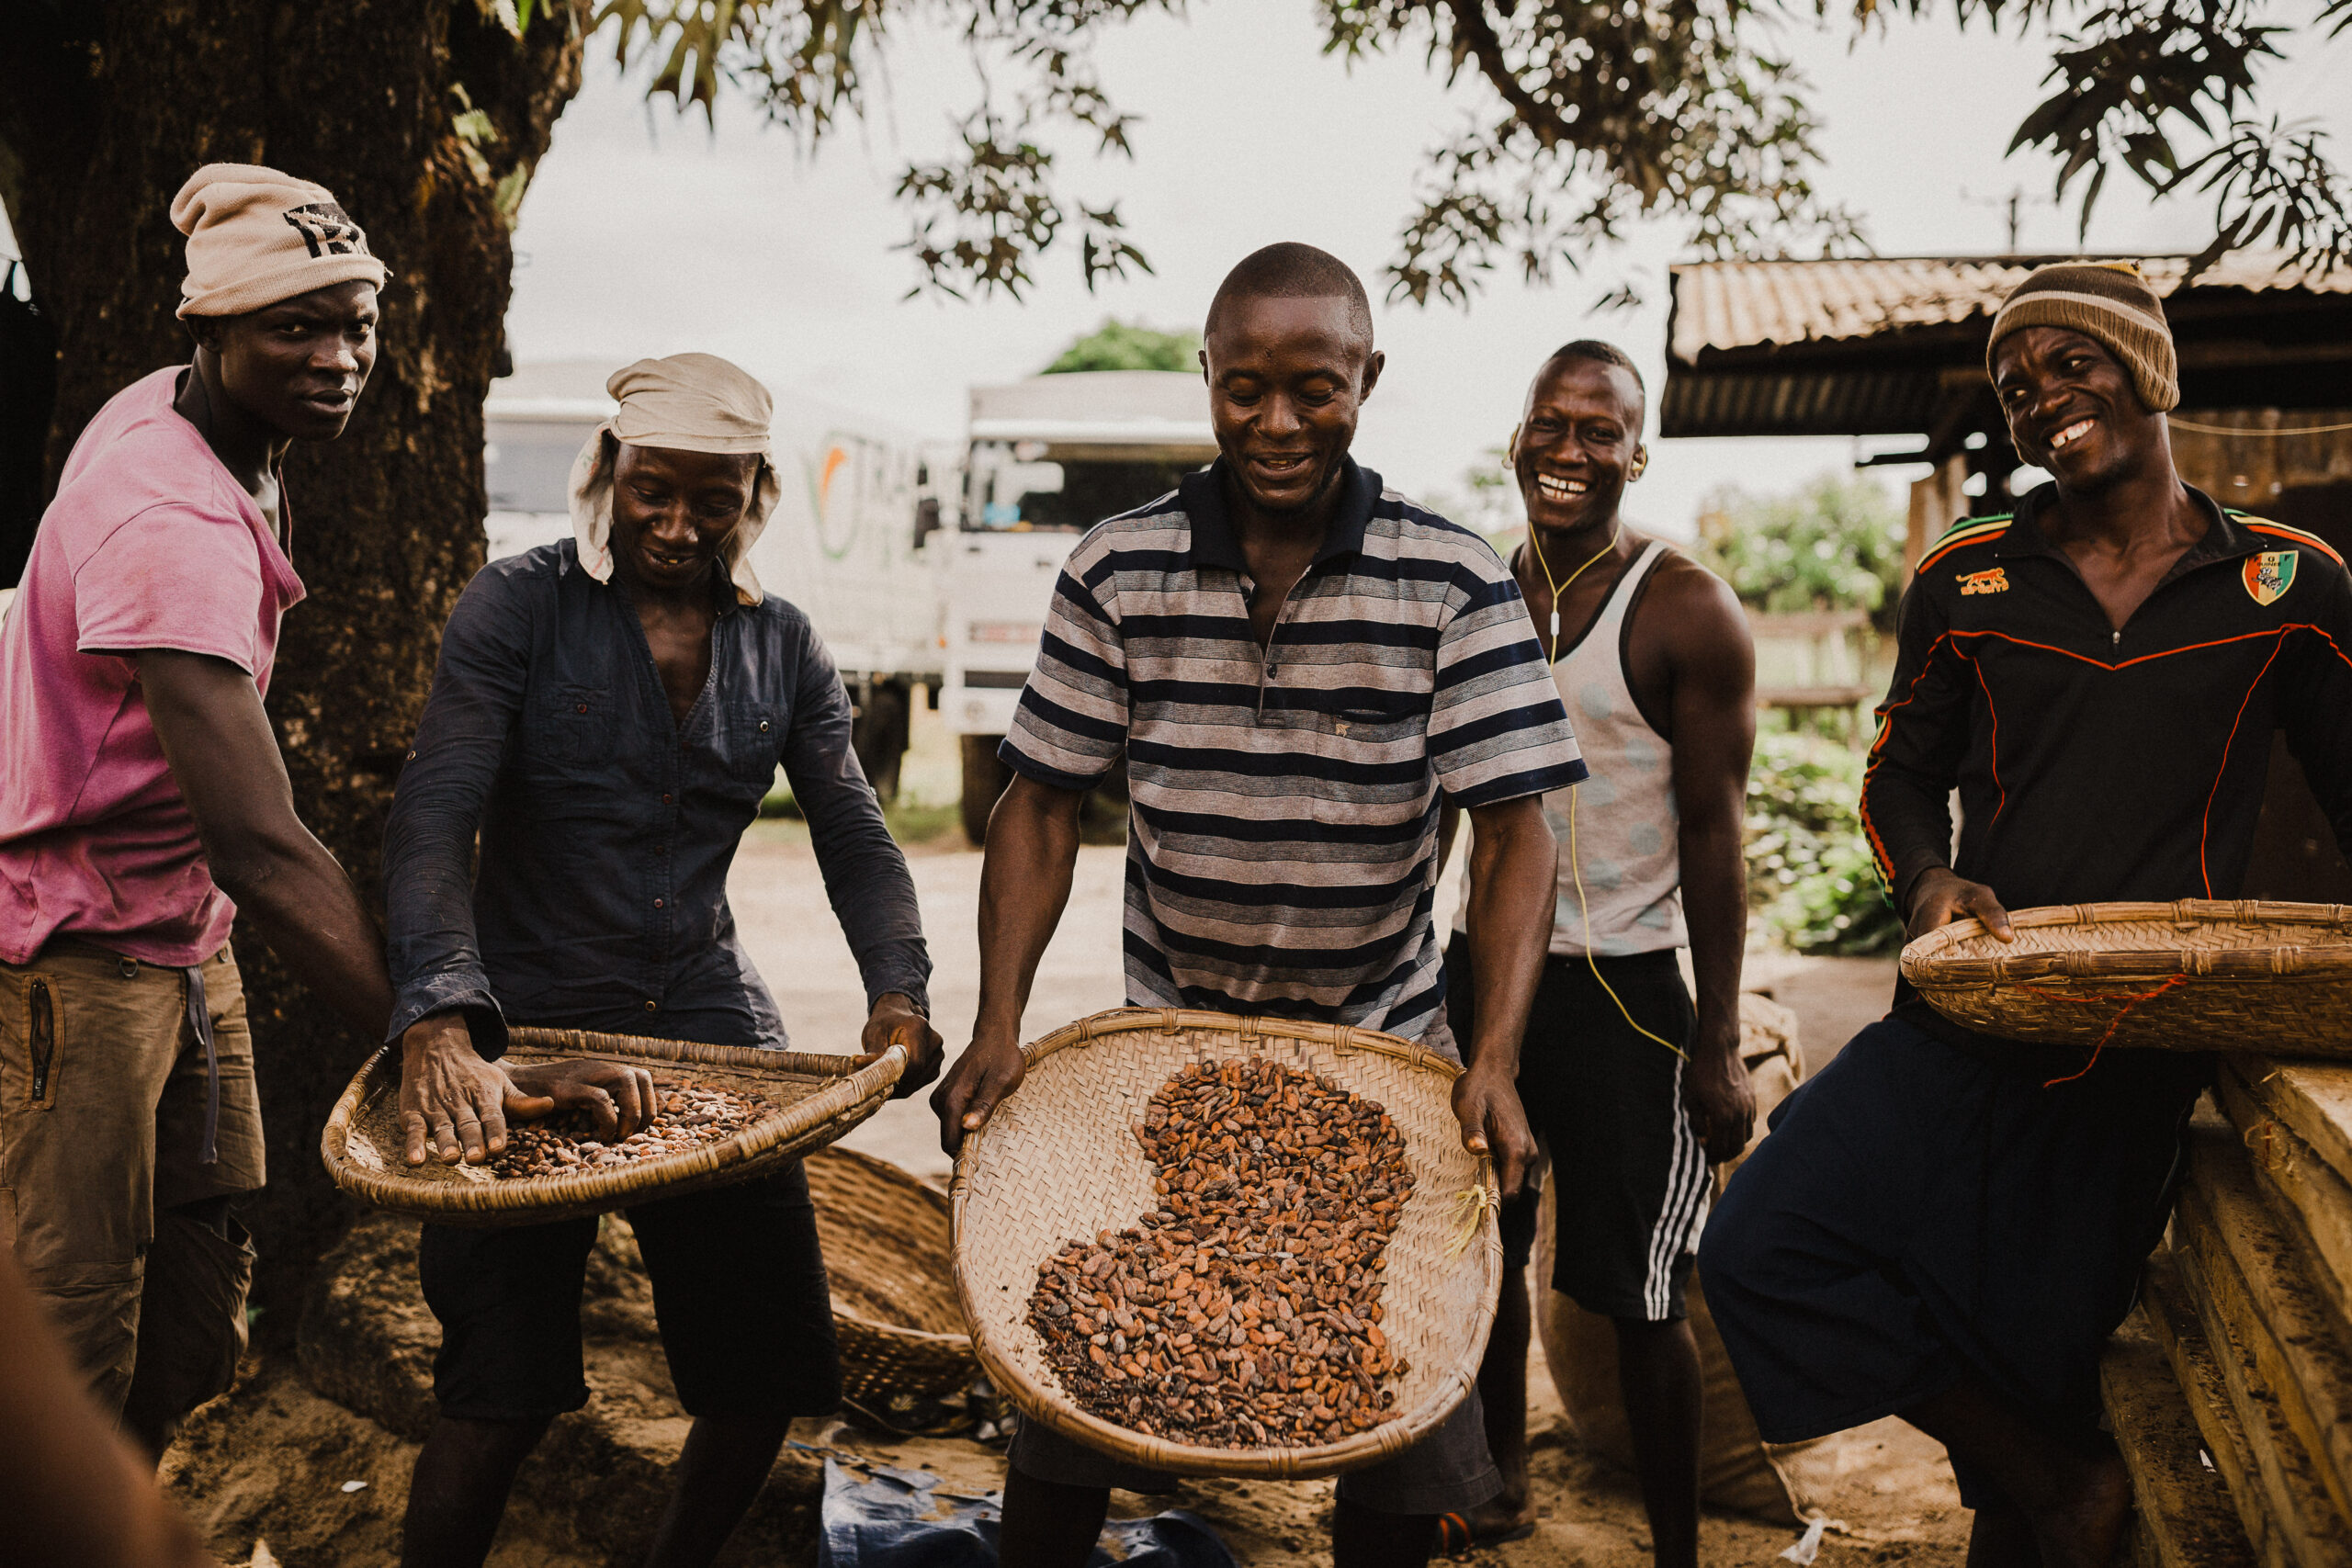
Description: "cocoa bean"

(1024, 1056), (1413, 1450)
(485, 1080), (771, 1181)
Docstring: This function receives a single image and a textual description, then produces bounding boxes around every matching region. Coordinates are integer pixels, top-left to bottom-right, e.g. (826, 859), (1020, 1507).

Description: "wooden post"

(1903, 457), (1968, 584)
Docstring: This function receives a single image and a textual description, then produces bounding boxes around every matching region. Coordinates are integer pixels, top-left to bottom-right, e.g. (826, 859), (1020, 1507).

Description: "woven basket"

(1900, 899), (2352, 1056)
(951, 1007), (1501, 1481)
(806, 1145), (977, 1406)
(322, 1027), (905, 1226)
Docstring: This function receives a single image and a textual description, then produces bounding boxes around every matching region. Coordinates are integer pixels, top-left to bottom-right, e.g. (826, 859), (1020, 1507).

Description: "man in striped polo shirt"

(933, 243), (1587, 1567)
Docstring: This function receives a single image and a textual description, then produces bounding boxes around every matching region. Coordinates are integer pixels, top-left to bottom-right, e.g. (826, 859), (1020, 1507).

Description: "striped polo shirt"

(1002, 457), (1587, 1042)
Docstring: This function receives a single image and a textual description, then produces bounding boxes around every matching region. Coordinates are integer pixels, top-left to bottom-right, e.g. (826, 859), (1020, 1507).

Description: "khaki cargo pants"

(0, 941), (265, 1443)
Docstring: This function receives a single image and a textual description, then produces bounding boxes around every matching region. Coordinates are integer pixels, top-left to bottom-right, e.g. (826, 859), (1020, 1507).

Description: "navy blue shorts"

(419, 1163), (842, 1421)
(1698, 1017), (2203, 1506)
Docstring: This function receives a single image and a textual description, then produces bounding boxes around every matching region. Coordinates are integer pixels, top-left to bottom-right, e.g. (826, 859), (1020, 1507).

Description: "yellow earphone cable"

(1566, 781), (1687, 1059)
(1510, 449), (1678, 1055)
(1524, 521), (1688, 1058)
(1524, 522), (1621, 662)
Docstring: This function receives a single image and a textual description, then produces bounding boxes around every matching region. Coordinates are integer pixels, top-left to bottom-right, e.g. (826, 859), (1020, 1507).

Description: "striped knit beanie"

(1984, 261), (2177, 412)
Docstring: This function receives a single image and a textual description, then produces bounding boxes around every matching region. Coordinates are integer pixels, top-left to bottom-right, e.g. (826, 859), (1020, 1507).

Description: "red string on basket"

(2014, 974), (2190, 1088)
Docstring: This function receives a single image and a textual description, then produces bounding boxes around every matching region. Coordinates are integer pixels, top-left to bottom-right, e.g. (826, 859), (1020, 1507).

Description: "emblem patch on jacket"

(1957, 567), (2009, 596)
(2245, 550), (2298, 606)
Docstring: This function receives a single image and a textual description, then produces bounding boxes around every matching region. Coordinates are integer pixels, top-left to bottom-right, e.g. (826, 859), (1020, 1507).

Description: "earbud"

(1505, 424), (1521, 467)
(1629, 448), (1648, 482)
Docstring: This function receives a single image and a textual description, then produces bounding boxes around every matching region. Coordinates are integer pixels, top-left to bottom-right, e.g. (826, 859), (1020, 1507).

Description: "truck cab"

(940, 370), (1217, 842)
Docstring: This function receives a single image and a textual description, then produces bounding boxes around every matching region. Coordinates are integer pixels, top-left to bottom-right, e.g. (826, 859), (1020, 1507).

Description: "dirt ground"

(170, 811), (1963, 1565)
(175, 1335), (1965, 1568)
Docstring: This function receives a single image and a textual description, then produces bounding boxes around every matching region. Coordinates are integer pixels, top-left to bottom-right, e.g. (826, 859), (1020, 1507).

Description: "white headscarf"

(568, 353), (783, 605)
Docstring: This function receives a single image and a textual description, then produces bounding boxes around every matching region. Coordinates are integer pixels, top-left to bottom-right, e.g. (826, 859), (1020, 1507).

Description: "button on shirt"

(1003, 457), (1587, 1040)
(384, 541), (929, 1053)
(1864, 486), (2352, 1061)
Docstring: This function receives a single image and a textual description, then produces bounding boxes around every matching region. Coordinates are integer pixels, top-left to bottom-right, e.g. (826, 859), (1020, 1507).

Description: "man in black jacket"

(1701, 261), (2352, 1568)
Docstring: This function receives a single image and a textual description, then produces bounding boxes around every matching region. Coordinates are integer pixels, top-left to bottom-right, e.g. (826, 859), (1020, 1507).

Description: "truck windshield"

(965, 441), (1200, 532)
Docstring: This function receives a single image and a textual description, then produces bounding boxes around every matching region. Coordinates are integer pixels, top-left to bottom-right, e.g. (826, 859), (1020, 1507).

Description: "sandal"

(1434, 1511), (1536, 1558)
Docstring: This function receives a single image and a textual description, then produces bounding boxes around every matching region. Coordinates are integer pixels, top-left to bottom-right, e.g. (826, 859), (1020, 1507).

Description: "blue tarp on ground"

(814, 1457), (1238, 1568)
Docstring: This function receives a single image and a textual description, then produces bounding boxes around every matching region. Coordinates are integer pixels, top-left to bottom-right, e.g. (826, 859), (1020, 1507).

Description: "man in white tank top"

(1439, 343), (1757, 1566)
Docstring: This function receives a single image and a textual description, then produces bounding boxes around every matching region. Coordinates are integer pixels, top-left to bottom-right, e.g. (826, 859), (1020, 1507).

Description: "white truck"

(481, 360), (949, 798)
(939, 369), (1218, 841)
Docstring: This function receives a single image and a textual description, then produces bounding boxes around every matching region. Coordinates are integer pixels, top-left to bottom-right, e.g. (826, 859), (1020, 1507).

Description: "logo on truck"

(804, 439), (860, 561)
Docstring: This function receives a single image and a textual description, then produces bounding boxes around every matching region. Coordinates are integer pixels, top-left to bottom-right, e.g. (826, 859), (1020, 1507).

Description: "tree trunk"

(0, 1), (584, 1328)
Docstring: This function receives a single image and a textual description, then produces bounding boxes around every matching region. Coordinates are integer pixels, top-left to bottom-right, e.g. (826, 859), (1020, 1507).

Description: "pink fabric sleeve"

(73, 505), (266, 672)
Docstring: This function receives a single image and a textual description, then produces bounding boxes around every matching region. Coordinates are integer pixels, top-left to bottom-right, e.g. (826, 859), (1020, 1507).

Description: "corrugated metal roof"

(1668, 252), (2352, 364)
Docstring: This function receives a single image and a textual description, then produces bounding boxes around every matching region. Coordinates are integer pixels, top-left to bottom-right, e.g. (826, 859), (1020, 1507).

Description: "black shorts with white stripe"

(1445, 942), (1706, 1323)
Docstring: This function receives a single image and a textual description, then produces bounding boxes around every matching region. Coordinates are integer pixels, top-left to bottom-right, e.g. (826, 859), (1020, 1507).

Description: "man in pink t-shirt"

(0, 164), (634, 1458)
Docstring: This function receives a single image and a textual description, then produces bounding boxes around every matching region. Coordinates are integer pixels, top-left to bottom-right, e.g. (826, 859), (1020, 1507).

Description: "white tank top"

(1455, 539), (1687, 957)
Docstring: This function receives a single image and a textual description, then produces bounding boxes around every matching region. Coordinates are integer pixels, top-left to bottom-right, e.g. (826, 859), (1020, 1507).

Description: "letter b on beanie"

(172, 164), (390, 320)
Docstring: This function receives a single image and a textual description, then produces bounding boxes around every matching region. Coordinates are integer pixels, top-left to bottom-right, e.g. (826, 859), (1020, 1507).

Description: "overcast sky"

(498, 6), (2346, 536)
(12, 6), (2344, 536)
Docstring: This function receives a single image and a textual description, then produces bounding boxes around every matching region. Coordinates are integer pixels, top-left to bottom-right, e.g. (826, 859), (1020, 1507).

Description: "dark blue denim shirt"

(383, 541), (930, 1055)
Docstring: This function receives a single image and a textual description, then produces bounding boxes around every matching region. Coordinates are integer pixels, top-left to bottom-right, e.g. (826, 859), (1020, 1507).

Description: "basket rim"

(321, 1026), (905, 1221)
(1900, 898), (2352, 987)
(949, 1006), (1498, 1479)
(808, 1145), (972, 1348)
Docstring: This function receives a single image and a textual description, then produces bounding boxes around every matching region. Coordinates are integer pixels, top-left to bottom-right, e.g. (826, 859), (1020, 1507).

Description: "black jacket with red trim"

(1866, 482), (2352, 937)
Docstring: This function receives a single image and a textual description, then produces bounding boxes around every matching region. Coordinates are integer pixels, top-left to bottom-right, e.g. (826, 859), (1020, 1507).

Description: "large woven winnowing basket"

(322, 1028), (905, 1226)
(806, 1145), (977, 1406)
(1901, 900), (2352, 1055)
(951, 1007), (1501, 1480)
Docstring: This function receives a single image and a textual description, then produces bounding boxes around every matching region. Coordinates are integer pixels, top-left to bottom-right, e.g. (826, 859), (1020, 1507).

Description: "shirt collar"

(1996, 480), (2251, 568)
(1180, 455), (1381, 574)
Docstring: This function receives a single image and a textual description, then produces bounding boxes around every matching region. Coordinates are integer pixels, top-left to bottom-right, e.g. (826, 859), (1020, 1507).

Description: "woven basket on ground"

(951, 1006), (1500, 1481)
(805, 1145), (977, 1406)
(322, 1028), (905, 1226)
(1900, 899), (2352, 1056)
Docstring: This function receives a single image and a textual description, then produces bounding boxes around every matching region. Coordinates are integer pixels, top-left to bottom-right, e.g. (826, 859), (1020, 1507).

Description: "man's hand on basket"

(857, 993), (943, 1100)
(399, 1017), (657, 1166)
(1452, 1063), (1538, 1200)
(398, 1014), (514, 1166)
(1906, 867), (2013, 943)
(502, 1058), (658, 1144)
(931, 1030), (1026, 1157)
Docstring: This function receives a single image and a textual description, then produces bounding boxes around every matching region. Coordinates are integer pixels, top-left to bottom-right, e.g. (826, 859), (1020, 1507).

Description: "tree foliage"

(574, 1), (2352, 304)
(1746, 731), (1905, 955)
(590, 0), (1169, 297)
(1698, 470), (1908, 631)
(1042, 317), (1203, 372)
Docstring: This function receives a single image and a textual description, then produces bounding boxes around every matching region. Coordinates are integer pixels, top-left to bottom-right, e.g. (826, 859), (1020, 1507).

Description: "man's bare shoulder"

(1635, 544), (1751, 645)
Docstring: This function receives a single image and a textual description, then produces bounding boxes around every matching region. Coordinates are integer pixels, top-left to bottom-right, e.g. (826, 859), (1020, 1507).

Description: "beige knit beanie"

(1984, 261), (2178, 412)
(171, 163), (390, 320)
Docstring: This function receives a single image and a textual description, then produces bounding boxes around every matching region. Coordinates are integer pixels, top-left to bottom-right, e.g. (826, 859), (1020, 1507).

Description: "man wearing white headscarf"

(383, 353), (942, 1568)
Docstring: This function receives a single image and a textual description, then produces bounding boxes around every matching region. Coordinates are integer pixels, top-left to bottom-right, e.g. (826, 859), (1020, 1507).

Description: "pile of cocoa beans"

(1027, 1055), (1415, 1450)
(488, 1080), (769, 1179)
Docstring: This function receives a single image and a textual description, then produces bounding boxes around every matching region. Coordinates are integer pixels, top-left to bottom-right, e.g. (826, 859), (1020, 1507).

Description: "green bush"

(1746, 731), (1904, 955)
(1700, 471), (1907, 633)
(1043, 319), (1202, 375)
